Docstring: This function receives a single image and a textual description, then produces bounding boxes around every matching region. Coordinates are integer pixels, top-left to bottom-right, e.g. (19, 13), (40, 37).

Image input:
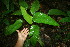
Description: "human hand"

(16, 28), (29, 42)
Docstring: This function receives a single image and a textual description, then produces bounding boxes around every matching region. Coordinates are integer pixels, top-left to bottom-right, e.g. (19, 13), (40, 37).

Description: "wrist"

(18, 38), (25, 42)
(15, 38), (24, 47)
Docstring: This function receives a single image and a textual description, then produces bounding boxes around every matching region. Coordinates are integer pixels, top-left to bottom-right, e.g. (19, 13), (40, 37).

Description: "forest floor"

(0, 0), (70, 47)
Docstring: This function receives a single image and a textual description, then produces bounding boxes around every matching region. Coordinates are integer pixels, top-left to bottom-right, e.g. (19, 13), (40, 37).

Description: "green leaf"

(4, 19), (23, 35)
(67, 11), (70, 17)
(20, 6), (33, 24)
(19, 0), (28, 10)
(33, 12), (60, 26)
(29, 25), (40, 46)
(29, 25), (40, 37)
(11, 10), (22, 15)
(48, 9), (66, 16)
(29, 25), (44, 47)
(30, 0), (40, 15)
(59, 17), (70, 22)
(30, 35), (39, 46)
(1, 0), (9, 10)
(24, 39), (30, 47)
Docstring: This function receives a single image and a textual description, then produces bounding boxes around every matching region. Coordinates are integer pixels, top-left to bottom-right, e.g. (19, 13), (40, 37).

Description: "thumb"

(16, 30), (20, 35)
(16, 30), (19, 33)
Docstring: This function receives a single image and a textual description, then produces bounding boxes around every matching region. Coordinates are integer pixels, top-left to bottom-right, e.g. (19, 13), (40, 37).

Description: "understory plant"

(2, 0), (70, 47)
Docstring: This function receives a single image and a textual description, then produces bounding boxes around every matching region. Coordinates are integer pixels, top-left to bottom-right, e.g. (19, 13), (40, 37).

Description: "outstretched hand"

(15, 28), (29, 47)
(16, 28), (29, 42)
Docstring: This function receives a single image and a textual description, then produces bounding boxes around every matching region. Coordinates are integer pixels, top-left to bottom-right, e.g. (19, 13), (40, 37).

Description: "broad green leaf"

(29, 25), (42, 46)
(67, 11), (70, 17)
(20, 6), (33, 24)
(30, 0), (40, 15)
(48, 9), (66, 16)
(33, 12), (60, 26)
(24, 39), (30, 47)
(59, 17), (70, 22)
(4, 19), (23, 35)
(29, 25), (40, 37)
(11, 10), (22, 15)
(19, 0), (28, 10)
(30, 35), (39, 46)
(1, 0), (9, 10)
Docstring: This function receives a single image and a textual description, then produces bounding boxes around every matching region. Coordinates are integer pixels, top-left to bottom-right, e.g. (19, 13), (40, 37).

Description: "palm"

(16, 28), (29, 41)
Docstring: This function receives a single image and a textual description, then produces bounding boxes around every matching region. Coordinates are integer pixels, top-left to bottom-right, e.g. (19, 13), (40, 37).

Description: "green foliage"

(1, 0), (66, 47)
(11, 0), (28, 15)
(9, 1), (14, 11)
(30, 0), (40, 15)
(59, 17), (70, 22)
(4, 19), (23, 35)
(29, 25), (40, 46)
(48, 9), (70, 23)
(59, 11), (70, 23)
(2, 10), (12, 16)
(1, 0), (9, 10)
(20, 6), (33, 24)
(29, 25), (44, 47)
(24, 39), (30, 47)
(11, 0), (59, 26)
(37, 37), (44, 47)
(19, 0), (28, 10)
(1, 0), (14, 10)
(3, 19), (10, 26)
(30, 35), (39, 46)
(11, 10), (22, 15)
(67, 11), (70, 17)
(48, 9), (66, 16)
(29, 25), (39, 36)
(33, 12), (60, 26)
